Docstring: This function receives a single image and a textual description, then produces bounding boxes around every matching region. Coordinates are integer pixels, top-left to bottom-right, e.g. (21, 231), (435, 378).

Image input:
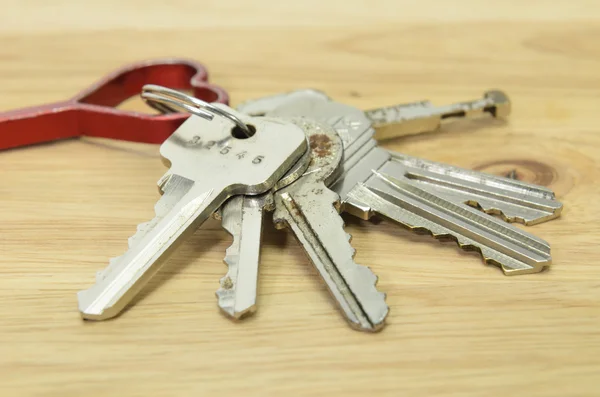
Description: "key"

(77, 105), (309, 320)
(342, 158), (553, 275)
(238, 89), (510, 140)
(217, 194), (270, 319)
(215, 137), (311, 319)
(379, 152), (562, 226)
(239, 92), (562, 275)
(238, 91), (560, 225)
(96, 133), (312, 287)
(95, 173), (192, 282)
(272, 118), (389, 332)
(364, 90), (510, 140)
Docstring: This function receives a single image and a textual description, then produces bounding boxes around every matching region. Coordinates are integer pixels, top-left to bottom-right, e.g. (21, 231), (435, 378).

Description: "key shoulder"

(160, 105), (308, 192)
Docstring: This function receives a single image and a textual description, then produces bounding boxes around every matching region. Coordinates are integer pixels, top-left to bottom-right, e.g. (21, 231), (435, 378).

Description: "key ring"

(0, 58), (229, 151)
(141, 84), (253, 138)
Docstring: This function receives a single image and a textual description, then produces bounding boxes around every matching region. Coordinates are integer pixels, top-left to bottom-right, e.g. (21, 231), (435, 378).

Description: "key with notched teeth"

(238, 91), (563, 275)
(379, 152), (562, 226)
(215, 118), (388, 331)
(238, 89), (510, 140)
(271, 119), (388, 331)
(214, 130), (311, 319)
(78, 105), (309, 320)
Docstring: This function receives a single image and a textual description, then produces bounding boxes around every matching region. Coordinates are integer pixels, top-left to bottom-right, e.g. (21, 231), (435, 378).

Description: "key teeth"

(95, 215), (164, 282)
(361, 173), (553, 276)
(129, 222), (150, 247)
(215, 285), (256, 320)
(423, 228), (549, 275)
(332, 194), (389, 328)
(363, 266), (388, 319)
(338, 208), (380, 288)
(215, 221), (252, 319)
(467, 200), (562, 226)
(468, 203), (526, 224)
(388, 152), (563, 225)
(95, 176), (183, 281)
(355, 260), (380, 286)
(340, 217), (389, 328)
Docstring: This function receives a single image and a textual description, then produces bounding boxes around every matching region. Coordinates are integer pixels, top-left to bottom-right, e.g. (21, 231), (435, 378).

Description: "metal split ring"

(141, 84), (253, 137)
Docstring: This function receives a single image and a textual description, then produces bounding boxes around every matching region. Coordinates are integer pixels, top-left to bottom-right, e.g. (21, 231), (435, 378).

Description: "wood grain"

(0, 1), (599, 396)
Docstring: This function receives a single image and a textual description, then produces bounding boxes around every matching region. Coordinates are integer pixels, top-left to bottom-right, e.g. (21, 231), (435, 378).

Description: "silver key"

(97, 147), (310, 318)
(238, 89), (510, 141)
(77, 105), (308, 320)
(97, 146), (312, 285)
(379, 152), (562, 226)
(364, 90), (510, 140)
(217, 195), (270, 319)
(95, 173), (192, 282)
(239, 92), (562, 275)
(272, 119), (388, 332)
(343, 159), (553, 275)
(215, 139), (311, 319)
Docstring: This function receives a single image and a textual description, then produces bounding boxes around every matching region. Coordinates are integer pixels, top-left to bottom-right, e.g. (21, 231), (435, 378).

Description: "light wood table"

(1, 2), (598, 396)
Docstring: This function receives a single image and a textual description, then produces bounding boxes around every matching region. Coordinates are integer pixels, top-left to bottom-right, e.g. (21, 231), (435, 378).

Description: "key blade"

(217, 195), (270, 319)
(96, 174), (193, 282)
(161, 106), (309, 194)
(386, 152), (563, 225)
(271, 118), (388, 331)
(365, 90), (511, 140)
(347, 172), (551, 275)
(79, 109), (309, 320)
(78, 182), (220, 320)
(275, 188), (388, 331)
(215, 119), (313, 319)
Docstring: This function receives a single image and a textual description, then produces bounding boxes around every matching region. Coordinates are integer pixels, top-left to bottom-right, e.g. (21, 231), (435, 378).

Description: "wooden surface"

(1, 2), (599, 396)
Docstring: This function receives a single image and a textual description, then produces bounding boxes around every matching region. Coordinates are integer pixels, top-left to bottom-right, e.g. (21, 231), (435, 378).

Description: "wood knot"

(472, 159), (557, 187)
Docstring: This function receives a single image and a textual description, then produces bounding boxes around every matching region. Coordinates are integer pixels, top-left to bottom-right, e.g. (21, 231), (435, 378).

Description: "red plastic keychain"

(0, 58), (229, 150)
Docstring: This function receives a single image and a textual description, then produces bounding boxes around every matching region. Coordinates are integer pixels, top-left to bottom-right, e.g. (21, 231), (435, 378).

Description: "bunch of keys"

(76, 84), (563, 332)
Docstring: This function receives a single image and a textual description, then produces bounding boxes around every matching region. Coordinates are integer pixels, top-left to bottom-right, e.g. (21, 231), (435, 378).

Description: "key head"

(272, 119), (343, 230)
(289, 118), (344, 186)
(273, 136), (312, 191)
(267, 97), (371, 150)
(160, 104), (308, 195)
(238, 91), (372, 154)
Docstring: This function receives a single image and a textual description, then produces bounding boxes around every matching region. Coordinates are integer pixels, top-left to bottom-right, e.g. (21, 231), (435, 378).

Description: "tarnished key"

(239, 91), (562, 275)
(238, 89), (510, 140)
(77, 105), (308, 320)
(272, 119), (388, 332)
(215, 137), (311, 319)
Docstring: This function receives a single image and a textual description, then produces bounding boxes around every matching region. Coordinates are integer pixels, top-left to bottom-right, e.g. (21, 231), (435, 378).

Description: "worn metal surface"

(272, 118), (389, 332)
(216, 124), (312, 319)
